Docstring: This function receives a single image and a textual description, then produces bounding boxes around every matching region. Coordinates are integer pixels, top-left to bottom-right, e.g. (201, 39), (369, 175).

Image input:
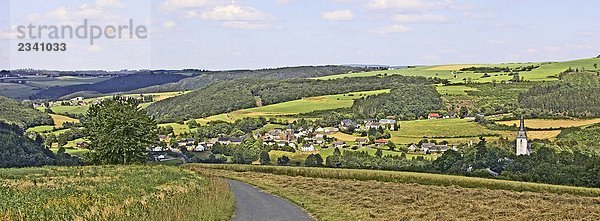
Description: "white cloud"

(27, 2), (126, 23)
(0, 29), (17, 40)
(163, 21), (176, 29)
(222, 21), (272, 30)
(95, 0), (126, 9)
(392, 13), (448, 23)
(276, 0), (292, 5)
(159, 0), (215, 11)
(488, 39), (507, 45)
(369, 24), (411, 35)
(366, 0), (454, 10)
(322, 10), (354, 21)
(190, 4), (271, 21)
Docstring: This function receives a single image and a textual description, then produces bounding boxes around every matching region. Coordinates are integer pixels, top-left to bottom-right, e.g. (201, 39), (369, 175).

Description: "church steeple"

(516, 116), (530, 155)
(519, 116), (525, 131)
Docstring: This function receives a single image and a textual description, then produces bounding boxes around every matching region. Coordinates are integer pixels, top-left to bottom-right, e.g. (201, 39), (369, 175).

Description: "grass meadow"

(197, 90), (390, 123)
(189, 164), (600, 221)
(0, 165), (234, 221)
(314, 58), (600, 83)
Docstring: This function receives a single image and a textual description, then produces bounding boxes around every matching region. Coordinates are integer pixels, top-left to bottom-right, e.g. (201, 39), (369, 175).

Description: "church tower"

(516, 116), (530, 156)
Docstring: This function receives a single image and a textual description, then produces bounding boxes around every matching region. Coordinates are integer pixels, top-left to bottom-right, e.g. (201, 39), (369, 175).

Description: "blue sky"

(1, 0), (599, 70)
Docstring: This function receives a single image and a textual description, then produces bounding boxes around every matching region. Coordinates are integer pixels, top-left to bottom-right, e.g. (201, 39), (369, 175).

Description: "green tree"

(187, 120), (199, 129)
(326, 147), (343, 167)
(259, 150), (271, 165)
(44, 134), (56, 148)
(314, 154), (324, 167)
(594, 63), (598, 69)
(305, 154), (316, 167)
(375, 149), (383, 158)
(83, 97), (158, 165)
(387, 141), (396, 151)
(277, 156), (290, 166)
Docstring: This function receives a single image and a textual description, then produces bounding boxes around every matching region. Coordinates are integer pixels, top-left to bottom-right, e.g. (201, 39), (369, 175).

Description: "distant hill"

(132, 66), (375, 93)
(30, 72), (189, 100)
(146, 75), (443, 122)
(0, 96), (52, 128)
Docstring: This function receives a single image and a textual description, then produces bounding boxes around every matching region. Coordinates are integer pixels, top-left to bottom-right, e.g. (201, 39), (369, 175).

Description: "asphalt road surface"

(227, 179), (314, 221)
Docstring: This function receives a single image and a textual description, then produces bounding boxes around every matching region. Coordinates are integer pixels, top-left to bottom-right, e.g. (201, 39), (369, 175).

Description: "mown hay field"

(497, 118), (600, 129)
(0, 165), (234, 221)
(189, 164), (600, 221)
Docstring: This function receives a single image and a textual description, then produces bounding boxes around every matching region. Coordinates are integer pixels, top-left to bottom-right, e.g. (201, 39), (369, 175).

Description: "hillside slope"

(0, 96), (52, 128)
(146, 75), (442, 122)
(30, 72), (189, 100)
(133, 66), (374, 93)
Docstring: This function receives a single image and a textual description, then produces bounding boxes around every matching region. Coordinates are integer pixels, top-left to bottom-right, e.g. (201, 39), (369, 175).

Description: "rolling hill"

(146, 75), (442, 122)
(30, 72), (189, 100)
(132, 66), (376, 93)
(0, 96), (52, 128)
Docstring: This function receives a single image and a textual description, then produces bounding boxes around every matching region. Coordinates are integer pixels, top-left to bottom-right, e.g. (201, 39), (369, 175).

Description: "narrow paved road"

(226, 179), (314, 221)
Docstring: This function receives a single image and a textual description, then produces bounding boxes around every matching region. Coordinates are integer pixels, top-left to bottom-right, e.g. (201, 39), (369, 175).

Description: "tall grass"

(189, 164), (600, 197)
(0, 165), (234, 221)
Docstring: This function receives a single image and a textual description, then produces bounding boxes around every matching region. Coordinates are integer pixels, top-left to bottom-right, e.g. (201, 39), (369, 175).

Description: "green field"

(436, 85), (479, 96)
(0, 165), (234, 221)
(389, 118), (508, 144)
(315, 58), (600, 83)
(50, 105), (89, 115)
(198, 90), (390, 123)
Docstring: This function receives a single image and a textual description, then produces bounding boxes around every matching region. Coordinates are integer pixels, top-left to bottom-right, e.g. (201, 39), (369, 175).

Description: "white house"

(300, 144), (315, 152)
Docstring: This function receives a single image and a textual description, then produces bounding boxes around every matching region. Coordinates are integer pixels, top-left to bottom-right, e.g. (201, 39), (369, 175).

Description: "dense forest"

(0, 122), (79, 168)
(134, 66), (376, 93)
(0, 96), (53, 128)
(30, 72), (189, 100)
(351, 85), (443, 119)
(519, 71), (600, 118)
(556, 125), (600, 154)
(146, 75), (443, 122)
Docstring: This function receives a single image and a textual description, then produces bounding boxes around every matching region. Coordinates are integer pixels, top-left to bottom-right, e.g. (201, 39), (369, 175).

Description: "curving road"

(226, 179), (314, 221)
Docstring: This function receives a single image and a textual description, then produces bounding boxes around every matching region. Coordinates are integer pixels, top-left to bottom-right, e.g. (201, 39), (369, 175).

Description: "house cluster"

(341, 118), (398, 131)
(258, 127), (340, 152)
(152, 135), (243, 153)
(408, 143), (456, 154)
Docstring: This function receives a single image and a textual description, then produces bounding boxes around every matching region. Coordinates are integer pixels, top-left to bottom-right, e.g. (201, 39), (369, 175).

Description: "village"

(148, 114), (462, 163)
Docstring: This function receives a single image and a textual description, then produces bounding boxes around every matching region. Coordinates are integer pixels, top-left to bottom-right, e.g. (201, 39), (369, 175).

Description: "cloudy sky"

(1, 0), (599, 70)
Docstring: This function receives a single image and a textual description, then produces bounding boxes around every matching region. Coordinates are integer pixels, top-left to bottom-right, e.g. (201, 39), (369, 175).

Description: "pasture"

(197, 90), (390, 123)
(50, 105), (89, 115)
(390, 118), (506, 144)
(0, 165), (234, 221)
(314, 58), (600, 83)
(436, 85), (479, 96)
(190, 164), (600, 221)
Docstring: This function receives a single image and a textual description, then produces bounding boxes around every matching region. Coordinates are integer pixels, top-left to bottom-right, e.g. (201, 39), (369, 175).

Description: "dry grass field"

(49, 114), (79, 128)
(497, 118), (600, 129)
(190, 164), (600, 221)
